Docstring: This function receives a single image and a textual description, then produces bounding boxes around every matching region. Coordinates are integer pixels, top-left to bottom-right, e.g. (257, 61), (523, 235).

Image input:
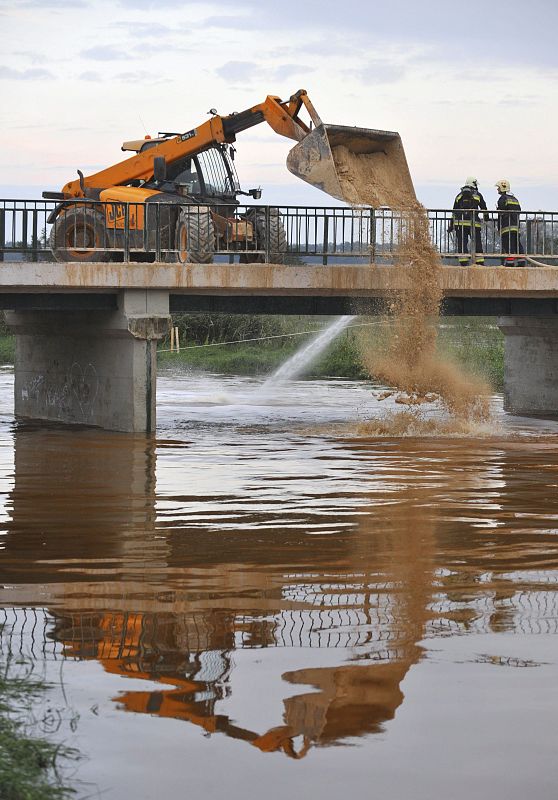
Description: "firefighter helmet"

(495, 179), (510, 193)
(465, 176), (478, 189)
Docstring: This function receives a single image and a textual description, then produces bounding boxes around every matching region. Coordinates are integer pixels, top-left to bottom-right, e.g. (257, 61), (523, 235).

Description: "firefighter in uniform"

(495, 179), (525, 266)
(449, 177), (489, 265)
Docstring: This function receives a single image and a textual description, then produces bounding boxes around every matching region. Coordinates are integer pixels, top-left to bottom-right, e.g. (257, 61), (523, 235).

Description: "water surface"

(0, 368), (557, 799)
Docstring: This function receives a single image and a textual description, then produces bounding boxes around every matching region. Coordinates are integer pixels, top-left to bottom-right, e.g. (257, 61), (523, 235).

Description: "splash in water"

(363, 207), (491, 424)
(257, 315), (355, 396)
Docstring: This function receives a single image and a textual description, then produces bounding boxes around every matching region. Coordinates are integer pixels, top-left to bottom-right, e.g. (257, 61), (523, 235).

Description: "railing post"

(228, 206), (235, 264)
(264, 205), (271, 263)
(143, 201), (149, 255)
(470, 210), (476, 264)
(229, 206), (235, 263)
(31, 208), (38, 263)
(22, 209), (28, 255)
(123, 203), (130, 262)
(369, 208), (376, 263)
(322, 212), (329, 266)
(0, 208), (5, 262)
(155, 203), (161, 262)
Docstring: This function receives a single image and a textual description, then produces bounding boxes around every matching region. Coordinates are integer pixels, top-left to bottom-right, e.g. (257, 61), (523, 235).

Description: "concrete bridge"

(3, 260), (558, 431)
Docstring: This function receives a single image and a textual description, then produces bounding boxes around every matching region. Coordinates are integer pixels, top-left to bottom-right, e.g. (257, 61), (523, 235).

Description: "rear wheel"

(173, 206), (215, 263)
(49, 206), (109, 262)
(249, 207), (287, 263)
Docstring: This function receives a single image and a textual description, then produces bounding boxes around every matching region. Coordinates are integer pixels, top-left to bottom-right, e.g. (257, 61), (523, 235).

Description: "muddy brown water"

(1, 367), (557, 799)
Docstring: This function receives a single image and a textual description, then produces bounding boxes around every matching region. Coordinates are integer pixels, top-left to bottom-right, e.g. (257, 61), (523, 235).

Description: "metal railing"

(0, 605), (401, 664)
(1, 199), (557, 265)
(2, 586), (558, 666)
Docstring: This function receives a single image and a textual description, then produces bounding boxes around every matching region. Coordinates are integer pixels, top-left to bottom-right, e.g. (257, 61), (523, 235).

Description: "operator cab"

(146, 146), (239, 202)
(122, 136), (259, 203)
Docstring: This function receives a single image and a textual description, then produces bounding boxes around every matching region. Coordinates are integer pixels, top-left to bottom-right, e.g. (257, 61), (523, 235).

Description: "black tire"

(49, 206), (109, 262)
(249, 207), (287, 263)
(173, 206), (215, 264)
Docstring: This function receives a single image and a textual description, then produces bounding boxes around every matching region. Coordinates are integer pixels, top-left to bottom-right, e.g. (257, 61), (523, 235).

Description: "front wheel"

(49, 206), (109, 262)
(173, 206), (215, 264)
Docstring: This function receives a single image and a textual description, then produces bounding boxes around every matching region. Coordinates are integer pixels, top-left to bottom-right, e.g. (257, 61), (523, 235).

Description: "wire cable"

(158, 319), (387, 353)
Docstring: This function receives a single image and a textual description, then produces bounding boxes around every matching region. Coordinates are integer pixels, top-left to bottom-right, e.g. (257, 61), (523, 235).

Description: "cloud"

(114, 70), (155, 82)
(115, 0), (190, 6)
(215, 60), (315, 85)
(215, 60), (258, 83)
(347, 60), (406, 85)
(285, 38), (367, 58)
(0, 66), (54, 80)
(498, 94), (540, 107)
(80, 45), (132, 61)
(129, 41), (195, 56)
(14, 0), (89, 6)
(113, 20), (174, 38)
(10, 50), (47, 65)
(271, 63), (315, 81)
(203, 14), (262, 31)
(79, 70), (101, 82)
(78, 68), (161, 84)
(202, 0), (558, 69)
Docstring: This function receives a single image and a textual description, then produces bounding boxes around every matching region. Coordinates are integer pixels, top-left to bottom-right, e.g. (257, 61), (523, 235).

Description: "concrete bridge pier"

(498, 317), (558, 415)
(6, 290), (170, 432)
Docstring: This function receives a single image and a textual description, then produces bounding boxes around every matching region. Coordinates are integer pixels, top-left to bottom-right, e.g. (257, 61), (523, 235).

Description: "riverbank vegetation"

(0, 655), (79, 799)
(0, 312), (504, 389)
(158, 313), (504, 389)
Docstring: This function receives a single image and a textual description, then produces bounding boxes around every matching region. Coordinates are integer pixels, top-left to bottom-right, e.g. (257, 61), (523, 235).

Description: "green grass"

(159, 342), (293, 374)
(0, 662), (79, 800)
(0, 334), (14, 364)
(158, 329), (368, 379)
(437, 318), (504, 390)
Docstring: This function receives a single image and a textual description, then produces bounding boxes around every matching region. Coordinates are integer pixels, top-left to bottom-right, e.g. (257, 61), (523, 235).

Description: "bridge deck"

(2, 263), (558, 298)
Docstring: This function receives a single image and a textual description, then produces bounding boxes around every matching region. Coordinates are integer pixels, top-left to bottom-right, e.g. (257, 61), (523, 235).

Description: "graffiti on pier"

(21, 362), (99, 420)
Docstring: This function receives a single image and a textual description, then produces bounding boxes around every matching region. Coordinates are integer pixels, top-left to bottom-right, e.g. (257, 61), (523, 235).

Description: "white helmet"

(495, 179), (510, 193)
(465, 176), (478, 188)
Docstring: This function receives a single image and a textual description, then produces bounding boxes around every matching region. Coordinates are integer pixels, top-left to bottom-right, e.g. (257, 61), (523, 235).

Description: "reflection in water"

(1, 377), (558, 789)
(3, 424), (158, 583)
(1, 425), (438, 757)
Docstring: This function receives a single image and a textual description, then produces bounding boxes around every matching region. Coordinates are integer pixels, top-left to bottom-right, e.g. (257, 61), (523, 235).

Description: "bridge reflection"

(1, 426), (558, 757)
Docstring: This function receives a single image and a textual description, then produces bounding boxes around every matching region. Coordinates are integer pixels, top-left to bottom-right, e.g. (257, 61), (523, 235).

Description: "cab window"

(169, 157), (202, 194)
(196, 148), (234, 196)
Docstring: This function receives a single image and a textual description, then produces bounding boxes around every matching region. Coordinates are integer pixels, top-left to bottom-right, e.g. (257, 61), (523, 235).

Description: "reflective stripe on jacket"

(497, 192), (521, 233)
(453, 187), (488, 228)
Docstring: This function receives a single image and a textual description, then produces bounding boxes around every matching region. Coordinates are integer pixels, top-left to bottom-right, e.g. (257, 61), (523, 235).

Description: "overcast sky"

(1, 0), (556, 209)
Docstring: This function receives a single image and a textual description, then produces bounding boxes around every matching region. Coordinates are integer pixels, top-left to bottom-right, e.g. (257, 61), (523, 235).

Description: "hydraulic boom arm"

(61, 90), (322, 198)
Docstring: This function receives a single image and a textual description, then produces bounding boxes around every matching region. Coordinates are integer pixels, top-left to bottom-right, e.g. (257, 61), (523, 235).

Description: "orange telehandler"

(43, 89), (415, 263)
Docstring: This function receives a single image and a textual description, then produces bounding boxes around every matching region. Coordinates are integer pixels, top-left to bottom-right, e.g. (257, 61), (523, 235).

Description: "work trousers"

(500, 230), (525, 266)
(455, 226), (484, 264)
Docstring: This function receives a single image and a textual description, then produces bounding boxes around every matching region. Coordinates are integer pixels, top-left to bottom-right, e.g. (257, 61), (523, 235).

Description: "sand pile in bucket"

(332, 144), (417, 210)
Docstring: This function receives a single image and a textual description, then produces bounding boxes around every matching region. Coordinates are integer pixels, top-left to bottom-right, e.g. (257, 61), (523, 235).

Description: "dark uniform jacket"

(452, 186), (489, 228)
(496, 192), (521, 233)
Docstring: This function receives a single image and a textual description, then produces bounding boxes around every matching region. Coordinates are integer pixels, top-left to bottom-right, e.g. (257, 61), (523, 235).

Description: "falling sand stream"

(331, 145), (491, 432)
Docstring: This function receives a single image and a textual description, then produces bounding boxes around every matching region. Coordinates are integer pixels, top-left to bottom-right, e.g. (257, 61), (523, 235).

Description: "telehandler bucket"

(286, 124), (416, 209)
